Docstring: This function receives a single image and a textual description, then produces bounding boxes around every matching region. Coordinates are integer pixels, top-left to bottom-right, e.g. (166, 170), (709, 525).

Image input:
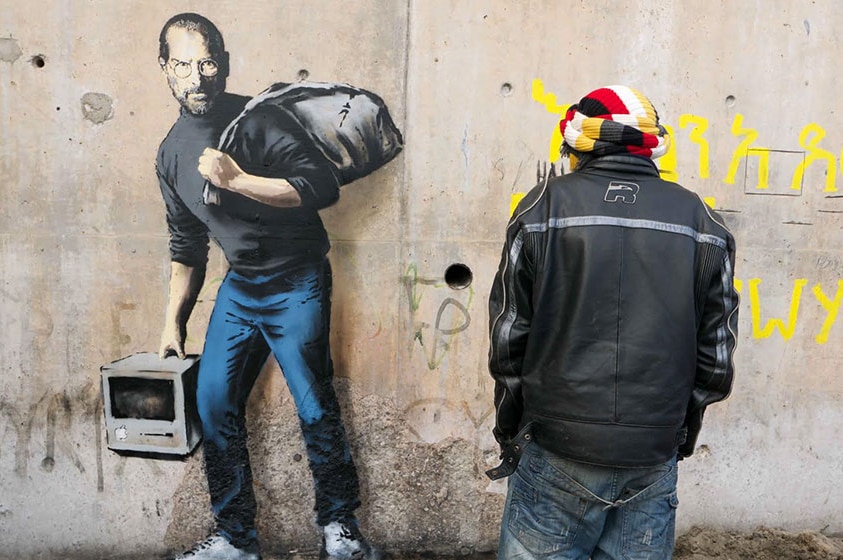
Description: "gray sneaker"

(320, 521), (382, 560)
(173, 532), (261, 560)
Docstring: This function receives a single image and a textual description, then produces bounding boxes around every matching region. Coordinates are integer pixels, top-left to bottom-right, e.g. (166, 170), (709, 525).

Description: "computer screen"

(109, 377), (176, 422)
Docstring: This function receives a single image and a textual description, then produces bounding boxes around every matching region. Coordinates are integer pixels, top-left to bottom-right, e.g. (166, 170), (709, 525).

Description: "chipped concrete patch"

(675, 526), (843, 559)
(163, 375), (501, 558)
(81, 92), (114, 124)
(0, 38), (23, 63)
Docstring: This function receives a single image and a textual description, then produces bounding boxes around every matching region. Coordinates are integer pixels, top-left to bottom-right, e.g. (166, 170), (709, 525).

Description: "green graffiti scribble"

(403, 263), (442, 312)
(404, 263), (475, 370)
(197, 276), (225, 302)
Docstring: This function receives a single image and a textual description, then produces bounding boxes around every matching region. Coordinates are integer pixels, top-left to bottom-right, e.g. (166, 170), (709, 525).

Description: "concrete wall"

(1, 0), (842, 557)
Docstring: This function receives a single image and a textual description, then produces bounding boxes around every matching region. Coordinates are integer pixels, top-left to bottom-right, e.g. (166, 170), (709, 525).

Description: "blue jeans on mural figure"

(498, 442), (679, 560)
(197, 259), (360, 548)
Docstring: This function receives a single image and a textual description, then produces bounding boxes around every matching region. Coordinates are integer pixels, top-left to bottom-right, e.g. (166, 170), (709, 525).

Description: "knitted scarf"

(560, 85), (670, 159)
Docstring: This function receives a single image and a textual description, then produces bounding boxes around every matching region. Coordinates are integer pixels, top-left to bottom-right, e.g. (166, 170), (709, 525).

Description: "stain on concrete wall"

(0, 37), (23, 63)
(80, 93), (113, 124)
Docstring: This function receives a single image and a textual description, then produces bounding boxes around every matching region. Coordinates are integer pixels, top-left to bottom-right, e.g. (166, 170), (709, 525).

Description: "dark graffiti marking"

(402, 398), (494, 442)
(536, 160), (558, 184)
(435, 298), (471, 336)
(816, 255), (843, 278)
(0, 382), (104, 490)
(338, 101), (352, 127)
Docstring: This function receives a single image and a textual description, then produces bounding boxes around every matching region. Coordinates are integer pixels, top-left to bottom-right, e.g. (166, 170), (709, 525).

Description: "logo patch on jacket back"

(604, 181), (640, 204)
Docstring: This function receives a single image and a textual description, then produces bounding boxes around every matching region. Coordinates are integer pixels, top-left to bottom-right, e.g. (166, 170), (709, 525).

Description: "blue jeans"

(498, 443), (678, 560)
(197, 260), (360, 548)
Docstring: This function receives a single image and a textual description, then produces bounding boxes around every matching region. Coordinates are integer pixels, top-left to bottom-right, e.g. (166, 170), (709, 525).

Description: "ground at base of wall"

(674, 527), (843, 560)
(4, 528), (843, 560)
(235, 527), (843, 560)
(268, 528), (843, 560)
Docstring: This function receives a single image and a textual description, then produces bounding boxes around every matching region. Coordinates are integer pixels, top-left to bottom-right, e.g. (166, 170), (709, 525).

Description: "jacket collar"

(577, 154), (661, 177)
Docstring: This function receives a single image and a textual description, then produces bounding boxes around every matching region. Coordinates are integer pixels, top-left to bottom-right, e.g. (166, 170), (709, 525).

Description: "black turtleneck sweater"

(156, 92), (340, 275)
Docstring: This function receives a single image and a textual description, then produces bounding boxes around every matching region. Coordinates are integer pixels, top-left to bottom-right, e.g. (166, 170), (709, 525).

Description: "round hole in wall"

(445, 263), (473, 289)
(31, 55), (46, 68)
(725, 95), (736, 107)
(297, 68), (310, 81)
(500, 82), (513, 97)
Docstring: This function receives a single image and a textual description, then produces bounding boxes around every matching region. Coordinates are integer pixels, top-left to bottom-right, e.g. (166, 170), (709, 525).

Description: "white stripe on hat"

(608, 85), (649, 119)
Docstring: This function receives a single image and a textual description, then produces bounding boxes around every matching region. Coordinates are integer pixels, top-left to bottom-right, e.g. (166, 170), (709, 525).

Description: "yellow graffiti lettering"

(791, 123), (836, 192)
(748, 278), (807, 340)
(531, 78), (567, 114)
(746, 148), (771, 189)
(724, 114), (770, 189)
(703, 197), (716, 208)
(734, 278), (743, 294)
(812, 281), (843, 344)
(658, 124), (678, 182)
(531, 79), (570, 162)
(679, 114), (710, 179)
(531, 76), (843, 199)
(510, 192), (526, 216)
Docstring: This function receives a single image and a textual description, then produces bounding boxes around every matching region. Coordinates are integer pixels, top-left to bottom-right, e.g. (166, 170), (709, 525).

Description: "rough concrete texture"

(162, 375), (501, 558)
(674, 527), (843, 560)
(3, 0), (843, 558)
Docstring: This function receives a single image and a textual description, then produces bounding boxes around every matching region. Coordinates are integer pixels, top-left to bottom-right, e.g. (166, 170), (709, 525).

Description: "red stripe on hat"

(627, 145), (654, 156)
(640, 133), (659, 148)
(582, 87), (628, 117)
(559, 105), (578, 137)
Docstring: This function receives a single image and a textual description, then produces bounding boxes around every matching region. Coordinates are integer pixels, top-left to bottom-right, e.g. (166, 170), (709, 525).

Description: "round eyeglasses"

(168, 58), (219, 79)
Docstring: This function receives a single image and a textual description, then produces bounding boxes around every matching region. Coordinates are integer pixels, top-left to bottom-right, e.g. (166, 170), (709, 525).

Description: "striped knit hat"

(560, 85), (670, 159)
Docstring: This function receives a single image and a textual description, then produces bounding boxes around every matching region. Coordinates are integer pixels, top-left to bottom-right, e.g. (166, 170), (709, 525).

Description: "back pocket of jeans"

(507, 474), (588, 555)
(622, 490), (679, 557)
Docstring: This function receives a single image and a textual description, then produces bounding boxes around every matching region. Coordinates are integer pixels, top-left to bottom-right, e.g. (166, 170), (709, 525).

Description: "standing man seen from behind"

(488, 85), (738, 560)
(155, 13), (380, 560)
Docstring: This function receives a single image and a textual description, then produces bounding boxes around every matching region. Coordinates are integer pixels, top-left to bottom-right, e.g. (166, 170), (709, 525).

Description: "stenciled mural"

(102, 11), (402, 560)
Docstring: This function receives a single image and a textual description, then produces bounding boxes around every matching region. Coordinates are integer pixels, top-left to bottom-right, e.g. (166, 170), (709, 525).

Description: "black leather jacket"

(488, 155), (738, 467)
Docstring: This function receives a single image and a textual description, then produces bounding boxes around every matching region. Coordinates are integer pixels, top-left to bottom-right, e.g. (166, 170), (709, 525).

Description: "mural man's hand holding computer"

(158, 319), (186, 360)
(158, 261), (205, 361)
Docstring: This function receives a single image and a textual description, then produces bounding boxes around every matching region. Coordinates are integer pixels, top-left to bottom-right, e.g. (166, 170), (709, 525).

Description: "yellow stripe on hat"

(636, 119), (662, 136)
(574, 133), (596, 152)
(581, 117), (604, 139)
(629, 87), (657, 123)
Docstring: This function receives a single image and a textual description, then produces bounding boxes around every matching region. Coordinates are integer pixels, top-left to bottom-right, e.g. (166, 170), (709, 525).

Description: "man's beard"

(177, 87), (216, 115)
(168, 78), (223, 115)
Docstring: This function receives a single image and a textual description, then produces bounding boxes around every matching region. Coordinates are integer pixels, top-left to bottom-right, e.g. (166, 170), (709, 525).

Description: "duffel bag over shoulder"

(205, 81), (403, 205)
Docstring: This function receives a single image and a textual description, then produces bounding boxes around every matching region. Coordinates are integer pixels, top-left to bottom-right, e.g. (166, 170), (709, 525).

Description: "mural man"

(487, 86), (738, 559)
(155, 12), (380, 560)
